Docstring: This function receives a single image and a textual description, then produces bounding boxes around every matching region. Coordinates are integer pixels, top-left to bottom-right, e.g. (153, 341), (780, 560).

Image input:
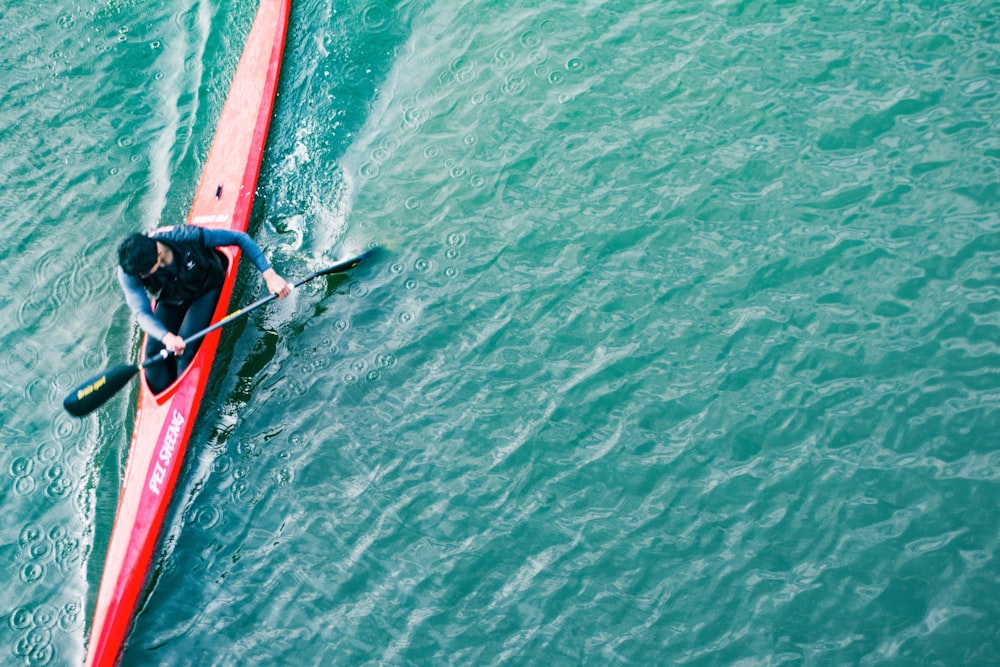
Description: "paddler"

(116, 226), (291, 394)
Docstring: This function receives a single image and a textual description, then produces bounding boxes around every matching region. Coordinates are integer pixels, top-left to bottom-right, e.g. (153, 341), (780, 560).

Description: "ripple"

(361, 6), (387, 30)
(10, 456), (34, 477)
(3, 339), (42, 376)
(493, 46), (515, 69)
(56, 604), (80, 632)
(401, 106), (430, 131)
(349, 281), (370, 298)
(23, 377), (48, 404)
(470, 91), (498, 106)
(451, 57), (478, 86)
(17, 293), (59, 329)
(500, 73), (528, 96)
(26, 625), (53, 648)
(9, 607), (33, 631)
(19, 524), (43, 548)
(21, 562), (45, 583)
(192, 505), (222, 530)
(375, 353), (397, 369)
(213, 455), (234, 477)
(358, 161), (380, 180)
(53, 536), (80, 569)
(14, 476), (38, 495)
(275, 467), (294, 487)
(45, 477), (72, 499)
(50, 414), (81, 441)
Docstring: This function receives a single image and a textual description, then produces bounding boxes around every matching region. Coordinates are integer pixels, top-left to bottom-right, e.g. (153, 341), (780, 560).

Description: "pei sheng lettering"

(148, 409), (185, 495)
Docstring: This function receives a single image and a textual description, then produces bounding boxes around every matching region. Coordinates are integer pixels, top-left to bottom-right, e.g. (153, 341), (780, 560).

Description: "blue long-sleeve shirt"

(117, 229), (272, 341)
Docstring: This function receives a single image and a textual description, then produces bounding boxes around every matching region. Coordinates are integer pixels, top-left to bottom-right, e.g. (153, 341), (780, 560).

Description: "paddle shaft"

(142, 251), (374, 369)
(64, 249), (376, 416)
(145, 267), (317, 367)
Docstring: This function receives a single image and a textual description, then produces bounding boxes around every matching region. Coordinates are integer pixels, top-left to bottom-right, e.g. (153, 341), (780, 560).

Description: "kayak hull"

(85, 2), (290, 665)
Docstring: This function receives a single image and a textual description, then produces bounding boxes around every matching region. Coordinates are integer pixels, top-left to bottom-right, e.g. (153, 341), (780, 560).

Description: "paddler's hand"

(263, 268), (292, 300)
(163, 333), (186, 356)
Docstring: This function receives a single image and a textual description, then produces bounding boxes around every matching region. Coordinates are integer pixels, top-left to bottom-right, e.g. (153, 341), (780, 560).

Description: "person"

(117, 225), (291, 394)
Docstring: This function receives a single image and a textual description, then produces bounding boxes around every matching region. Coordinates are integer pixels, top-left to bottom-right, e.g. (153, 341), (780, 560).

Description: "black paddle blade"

(63, 364), (140, 417)
(311, 247), (380, 280)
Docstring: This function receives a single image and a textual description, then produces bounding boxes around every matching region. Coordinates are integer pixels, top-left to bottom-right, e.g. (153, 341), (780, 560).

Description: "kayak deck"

(85, 1), (290, 665)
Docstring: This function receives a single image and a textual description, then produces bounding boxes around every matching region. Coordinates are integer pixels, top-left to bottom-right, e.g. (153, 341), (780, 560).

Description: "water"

(2, 0), (999, 664)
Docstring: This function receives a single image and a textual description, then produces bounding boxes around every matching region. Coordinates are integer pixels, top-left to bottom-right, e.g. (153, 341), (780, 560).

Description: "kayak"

(84, 1), (290, 665)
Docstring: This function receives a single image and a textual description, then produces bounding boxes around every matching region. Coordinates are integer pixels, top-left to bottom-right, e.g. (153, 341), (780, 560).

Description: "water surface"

(2, 0), (999, 664)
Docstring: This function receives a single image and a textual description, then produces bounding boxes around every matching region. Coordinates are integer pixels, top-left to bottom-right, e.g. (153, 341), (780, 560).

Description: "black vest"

(142, 226), (226, 305)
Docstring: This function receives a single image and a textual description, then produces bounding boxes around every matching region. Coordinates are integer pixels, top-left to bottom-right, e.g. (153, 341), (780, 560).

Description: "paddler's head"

(118, 233), (159, 278)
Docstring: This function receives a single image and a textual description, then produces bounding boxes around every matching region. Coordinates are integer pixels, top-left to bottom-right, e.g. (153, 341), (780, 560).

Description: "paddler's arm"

(118, 267), (170, 340)
(117, 267), (184, 354)
(201, 228), (291, 299)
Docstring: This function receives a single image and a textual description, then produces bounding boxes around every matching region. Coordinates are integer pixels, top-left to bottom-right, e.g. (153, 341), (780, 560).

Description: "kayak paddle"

(63, 248), (377, 417)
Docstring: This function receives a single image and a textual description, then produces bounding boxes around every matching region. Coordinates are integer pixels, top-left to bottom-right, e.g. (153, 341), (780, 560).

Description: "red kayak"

(85, 1), (289, 664)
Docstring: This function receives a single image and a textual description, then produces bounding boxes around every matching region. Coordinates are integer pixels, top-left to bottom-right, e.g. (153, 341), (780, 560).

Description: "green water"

(3, 0), (999, 664)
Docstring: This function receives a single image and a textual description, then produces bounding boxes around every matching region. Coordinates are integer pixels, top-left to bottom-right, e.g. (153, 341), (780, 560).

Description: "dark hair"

(118, 233), (158, 277)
